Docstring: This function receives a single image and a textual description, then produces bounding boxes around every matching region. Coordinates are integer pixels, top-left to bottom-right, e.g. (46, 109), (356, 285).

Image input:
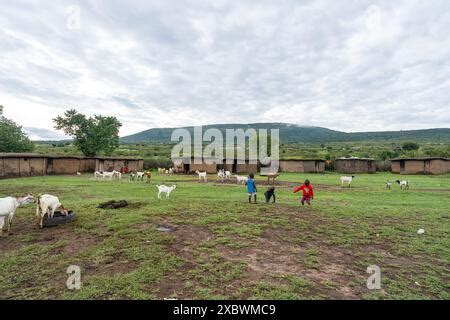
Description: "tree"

(0, 116), (34, 152)
(402, 142), (420, 151)
(54, 109), (122, 156)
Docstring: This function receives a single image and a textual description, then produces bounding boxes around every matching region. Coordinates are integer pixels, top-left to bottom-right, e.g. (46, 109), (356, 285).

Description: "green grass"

(0, 172), (449, 300)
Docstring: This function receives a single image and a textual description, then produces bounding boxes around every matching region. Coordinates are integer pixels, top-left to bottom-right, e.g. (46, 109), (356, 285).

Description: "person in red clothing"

(293, 179), (314, 206)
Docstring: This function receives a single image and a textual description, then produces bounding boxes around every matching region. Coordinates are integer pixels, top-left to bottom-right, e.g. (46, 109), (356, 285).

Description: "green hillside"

(121, 123), (450, 144)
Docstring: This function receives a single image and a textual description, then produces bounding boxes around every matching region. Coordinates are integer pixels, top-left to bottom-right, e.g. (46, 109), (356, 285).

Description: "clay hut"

(0, 153), (47, 178)
(334, 157), (376, 174)
(0, 154), (143, 178)
(279, 159), (325, 173)
(172, 157), (218, 174)
(220, 158), (258, 174)
(390, 157), (450, 175)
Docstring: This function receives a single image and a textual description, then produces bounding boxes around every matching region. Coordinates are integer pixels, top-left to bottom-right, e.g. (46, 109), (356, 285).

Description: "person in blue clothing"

(246, 173), (257, 204)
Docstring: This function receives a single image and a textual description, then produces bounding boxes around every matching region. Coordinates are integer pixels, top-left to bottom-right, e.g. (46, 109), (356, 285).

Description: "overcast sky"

(1, 0), (449, 140)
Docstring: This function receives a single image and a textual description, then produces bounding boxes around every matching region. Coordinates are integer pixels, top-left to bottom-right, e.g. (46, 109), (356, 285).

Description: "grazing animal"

(130, 172), (136, 181)
(36, 194), (68, 229)
(145, 171), (152, 183)
(266, 173), (280, 184)
(158, 168), (166, 175)
(76, 172), (82, 176)
(386, 181), (393, 190)
(218, 169), (232, 182)
(340, 176), (355, 188)
(114, 171), (122, 180)
(136, 172), (145, 181)
(157, 185), (177, 199)
(396, 180), (409, 190)
(235, 175), (248, 185)
(94, 171), (104, 179)
(101, 171), (117, 180)
(0, 194), (34, 236)
(196, 170), (208, 182)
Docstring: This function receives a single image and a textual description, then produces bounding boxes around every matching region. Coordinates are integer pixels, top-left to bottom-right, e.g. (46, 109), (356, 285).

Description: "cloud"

(0, 0), (449, 138)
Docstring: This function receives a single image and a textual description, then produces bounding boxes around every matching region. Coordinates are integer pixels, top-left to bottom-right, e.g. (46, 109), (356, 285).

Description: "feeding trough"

(43, 210), (76, 228)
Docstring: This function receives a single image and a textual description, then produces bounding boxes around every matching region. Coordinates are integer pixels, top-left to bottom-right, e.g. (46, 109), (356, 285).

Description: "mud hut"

(390, 157), (450, 175)
(0, 154), (143, 178)
(279, 159), (325, 173)
(334, 157), (376, 174)
(0, 153), (47, 178)
(172, 157), (218, 174)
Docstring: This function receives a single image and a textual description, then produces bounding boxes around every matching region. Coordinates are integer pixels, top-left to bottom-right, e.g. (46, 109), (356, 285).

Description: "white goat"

(114, 171), (122, 180)
(217, 169), (232, 182)
(386, 181), (393, 190)
(340, 176), (355, 188)
(196, 170), (208, 182)
(136, 172), (145, 181)
(235, 175), (248, 185)
(36, 194), (68, 229)
(157, 185), (177, 199)
(102, 171), (117, 180)
(94, 171), (104, 179)
(396, 180), (409, 190)
(0, 195), (34, 235)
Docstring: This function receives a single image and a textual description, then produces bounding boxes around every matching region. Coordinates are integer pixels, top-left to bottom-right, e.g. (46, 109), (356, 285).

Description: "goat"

(340, 176), (355, 188)
(196, 170), (208, 182)
(136, 172), (145, 181)
(114, 171), (122, 180)
(101, 171), (115, 180)
(235, 175), (248, 185)
(266, 173), (280, 184)
(76, 172), (82, 176)
(130, 172), (136, 181)
(157, 185), (177, 199)
(36, 194), (68, 229)
(158, 168), (166, 175)
(386, 181), (393, 190)
(94, 171), (104, 179)
(396, 180), (409, 190)
(0, 194), (34, 235)
(217, 169), (232, 182)
(145, 171), (152, 183)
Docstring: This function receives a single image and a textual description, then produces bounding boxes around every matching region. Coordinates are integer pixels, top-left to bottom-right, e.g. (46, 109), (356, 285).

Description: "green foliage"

(402, 142), (420, 151)
(53, 109), (122, 156)
(0, 116), (34, 152)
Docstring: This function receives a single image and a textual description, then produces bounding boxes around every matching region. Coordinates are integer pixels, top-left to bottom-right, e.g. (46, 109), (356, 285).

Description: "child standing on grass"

(246, 173), (257, 204)
(294, 179), (314, 206)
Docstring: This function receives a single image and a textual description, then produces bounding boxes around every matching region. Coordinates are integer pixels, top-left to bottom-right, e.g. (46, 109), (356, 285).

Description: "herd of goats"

(0, 169), (410, 236)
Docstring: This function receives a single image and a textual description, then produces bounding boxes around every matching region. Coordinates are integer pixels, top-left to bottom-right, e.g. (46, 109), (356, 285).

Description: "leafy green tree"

(402, 142), (420, 151)
(0, 116), (34, 152)
(54, 109), (122, 156)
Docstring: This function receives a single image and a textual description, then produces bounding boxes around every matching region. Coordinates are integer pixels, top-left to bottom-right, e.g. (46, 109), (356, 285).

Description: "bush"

(376, 160), (391, 172)
(143, 157), (173, 170)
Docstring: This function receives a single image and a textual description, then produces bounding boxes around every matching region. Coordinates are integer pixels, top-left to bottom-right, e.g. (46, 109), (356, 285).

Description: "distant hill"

(120, 123), (450, 144)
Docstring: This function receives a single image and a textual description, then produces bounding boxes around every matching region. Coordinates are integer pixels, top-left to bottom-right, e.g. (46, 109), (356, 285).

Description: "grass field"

(0, 172), (449, 300)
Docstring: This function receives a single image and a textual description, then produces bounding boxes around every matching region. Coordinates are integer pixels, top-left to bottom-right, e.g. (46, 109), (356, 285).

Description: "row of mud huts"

(1, 154), (448, 178)
(173, 157), (450, 175)
(0, 153), (144, 179)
